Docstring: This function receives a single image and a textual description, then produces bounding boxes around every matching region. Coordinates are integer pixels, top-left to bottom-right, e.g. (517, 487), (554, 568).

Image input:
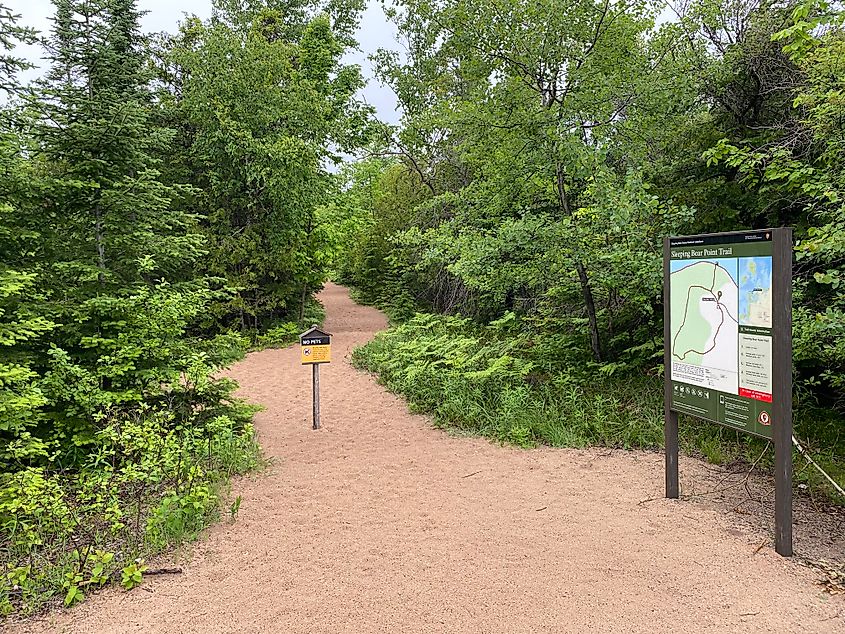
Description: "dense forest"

(0, 0), (843, 617)
(0, 0), (369, 614)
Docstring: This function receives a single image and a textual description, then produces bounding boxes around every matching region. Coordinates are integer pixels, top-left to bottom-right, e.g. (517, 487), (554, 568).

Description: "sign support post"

(312, 363), (321, 430)
(773, 228), (793, 556)
(664, 236), (679, 499)
(664, 229), (793, 556)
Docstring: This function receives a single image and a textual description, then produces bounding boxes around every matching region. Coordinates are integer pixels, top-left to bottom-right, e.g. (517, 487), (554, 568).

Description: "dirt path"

(16, 283), (844, 633)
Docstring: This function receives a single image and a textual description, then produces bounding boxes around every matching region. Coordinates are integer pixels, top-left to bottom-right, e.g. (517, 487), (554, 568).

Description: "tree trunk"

(576, 260), (602, 363)
(555, 159), (602, 363)
(299, 284), (308, 322)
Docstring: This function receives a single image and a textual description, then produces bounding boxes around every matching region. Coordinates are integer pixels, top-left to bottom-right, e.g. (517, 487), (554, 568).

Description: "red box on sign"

(739, 388), (773, 403)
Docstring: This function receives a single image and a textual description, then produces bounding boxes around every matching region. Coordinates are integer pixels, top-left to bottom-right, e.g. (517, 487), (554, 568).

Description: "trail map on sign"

(670, 259), (739, 394)
(668, 231), (776, 438)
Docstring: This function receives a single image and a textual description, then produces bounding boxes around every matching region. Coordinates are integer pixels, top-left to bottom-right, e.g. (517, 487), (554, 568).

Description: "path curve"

(15, 283), (843, 633)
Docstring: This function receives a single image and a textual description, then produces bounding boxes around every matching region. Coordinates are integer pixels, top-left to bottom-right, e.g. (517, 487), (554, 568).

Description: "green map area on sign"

(670, 259), (739, 368)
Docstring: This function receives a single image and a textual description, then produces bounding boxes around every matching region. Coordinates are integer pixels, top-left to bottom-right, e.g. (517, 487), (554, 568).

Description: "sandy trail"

(16, 283), (843, 633)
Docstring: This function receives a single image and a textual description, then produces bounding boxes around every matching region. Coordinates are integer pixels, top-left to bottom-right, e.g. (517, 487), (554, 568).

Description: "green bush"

(352, 313), (664, 449)
(0, 280), (262, 617)
(0, 402), (260, 616)
(253, 297), (326, 350)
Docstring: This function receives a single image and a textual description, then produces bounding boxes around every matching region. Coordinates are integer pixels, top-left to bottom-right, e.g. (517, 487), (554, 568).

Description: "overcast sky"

(5, 0), (402, 123)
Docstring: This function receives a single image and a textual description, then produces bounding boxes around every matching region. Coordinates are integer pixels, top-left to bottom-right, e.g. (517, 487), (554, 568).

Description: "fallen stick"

(145, 567), (183, 576)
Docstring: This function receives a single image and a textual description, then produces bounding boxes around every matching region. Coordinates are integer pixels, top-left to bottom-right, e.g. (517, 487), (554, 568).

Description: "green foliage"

(0, 1), (267, 618)
(0, 0), (369, 618)
(229, 495), (242, 521)
(154, 0), (372, 331)
(253, 296), (326, 350)
(0, 402), (260, 616)
(342, 0), (845, 500)
(354, 313), (845, 499)
(700, 3), (845, 411)
(353, 314), (664, 449)
(0, 0), (366, 614)
(120, 561), (147, 591)
(0, 269), (53, 467)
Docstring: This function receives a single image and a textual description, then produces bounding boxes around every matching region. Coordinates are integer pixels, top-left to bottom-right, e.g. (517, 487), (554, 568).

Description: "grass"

(352, 312), (845, 504)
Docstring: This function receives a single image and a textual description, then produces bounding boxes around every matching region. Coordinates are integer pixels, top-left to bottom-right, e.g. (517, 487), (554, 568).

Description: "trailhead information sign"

(668, 230), (777, 438)
(663, 227), (793, 556)
(663, 228), (793, 557)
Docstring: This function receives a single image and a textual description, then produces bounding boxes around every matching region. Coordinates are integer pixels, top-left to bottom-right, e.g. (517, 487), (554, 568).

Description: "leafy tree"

(156, 0), (372, 331)
(341, 0), (845, 504)
(369, 0), (690, 361)
(349, 0), (845, 410)
(704, 0), (845, 410)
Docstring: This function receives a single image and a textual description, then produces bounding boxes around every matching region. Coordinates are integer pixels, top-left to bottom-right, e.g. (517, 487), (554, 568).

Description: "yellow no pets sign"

(299, 326), (331, 365)
(301, 344), (330, 364)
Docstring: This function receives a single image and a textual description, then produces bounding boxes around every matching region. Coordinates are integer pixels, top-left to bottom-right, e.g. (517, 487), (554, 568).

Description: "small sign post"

(300, 325), (331, 430)
(664, 228), (793, 556)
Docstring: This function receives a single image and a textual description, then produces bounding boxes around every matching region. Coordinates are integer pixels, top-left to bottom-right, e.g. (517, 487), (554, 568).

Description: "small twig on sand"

(685, 445), (769, 501)
(535, 506), (547, 512)
(462, 470), (482, 479)
(753, 540), (768, 555)
(145, 567), (183, 576)
(638, 496), (659, 505)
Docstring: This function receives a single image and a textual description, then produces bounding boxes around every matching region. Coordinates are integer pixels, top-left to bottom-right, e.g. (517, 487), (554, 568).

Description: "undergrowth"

(352, 313), (845, 503)
(0, 291), (323, 619)
(0, 368), (262, 619)
(251, 297), (327, 350)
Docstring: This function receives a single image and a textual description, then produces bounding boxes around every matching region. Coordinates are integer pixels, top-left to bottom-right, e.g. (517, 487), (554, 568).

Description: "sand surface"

(14, 283), (844, 633)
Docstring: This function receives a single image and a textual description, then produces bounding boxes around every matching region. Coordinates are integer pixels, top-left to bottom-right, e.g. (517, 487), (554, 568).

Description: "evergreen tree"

(26, 0), (210, 461)
(0, 5), (53, 469)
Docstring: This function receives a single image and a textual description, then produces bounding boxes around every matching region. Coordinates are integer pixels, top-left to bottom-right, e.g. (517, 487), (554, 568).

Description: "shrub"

(0, 375), (260, 617)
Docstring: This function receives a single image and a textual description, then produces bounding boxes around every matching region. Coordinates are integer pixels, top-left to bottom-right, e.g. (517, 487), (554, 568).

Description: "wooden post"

(664, 236), (679, 499)
(665, 410), (680, 499)
(773, 228), (793, 556)
(312, 363), (321, 430)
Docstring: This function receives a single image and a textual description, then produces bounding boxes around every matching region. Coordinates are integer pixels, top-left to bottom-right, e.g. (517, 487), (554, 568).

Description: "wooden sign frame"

(663, 228), (793, 556)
